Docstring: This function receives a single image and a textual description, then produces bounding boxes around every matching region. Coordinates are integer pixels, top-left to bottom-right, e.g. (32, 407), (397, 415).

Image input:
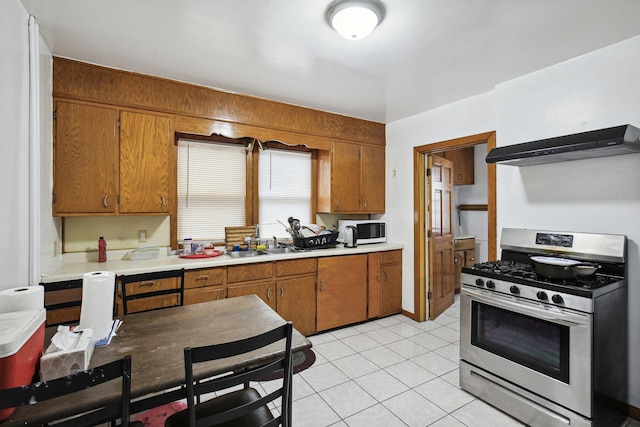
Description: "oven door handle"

(463, 288), (589, 327)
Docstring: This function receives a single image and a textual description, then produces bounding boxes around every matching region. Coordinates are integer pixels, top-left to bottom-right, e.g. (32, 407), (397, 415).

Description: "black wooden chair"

(165, 322), (294, 427)
(0, 355), (142, 427)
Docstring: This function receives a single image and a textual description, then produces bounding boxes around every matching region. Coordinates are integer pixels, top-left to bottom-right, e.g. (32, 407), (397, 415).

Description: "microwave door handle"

(463, 288), (589, 327)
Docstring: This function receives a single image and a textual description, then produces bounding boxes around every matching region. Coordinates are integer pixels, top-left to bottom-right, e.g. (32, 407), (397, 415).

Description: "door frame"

(412, 131), (497, 321)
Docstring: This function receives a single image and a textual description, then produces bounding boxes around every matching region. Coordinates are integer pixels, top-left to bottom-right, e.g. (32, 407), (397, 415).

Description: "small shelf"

(458, 204), (488, 211)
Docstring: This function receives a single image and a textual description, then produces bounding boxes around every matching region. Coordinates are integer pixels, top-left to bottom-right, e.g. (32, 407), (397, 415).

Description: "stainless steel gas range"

(459, 228), (628, 427)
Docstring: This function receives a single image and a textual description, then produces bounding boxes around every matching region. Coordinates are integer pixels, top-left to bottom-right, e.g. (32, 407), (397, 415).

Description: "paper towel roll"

(79, 271), (115, 341)
(0, 286), (44, 313)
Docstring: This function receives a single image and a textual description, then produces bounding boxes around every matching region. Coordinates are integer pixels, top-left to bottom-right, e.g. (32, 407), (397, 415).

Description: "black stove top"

(462, 260), (623, 297)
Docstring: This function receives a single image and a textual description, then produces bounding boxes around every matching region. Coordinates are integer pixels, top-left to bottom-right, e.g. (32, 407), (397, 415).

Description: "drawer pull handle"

(319, 280), (323, 291)
(267, 288), (271, 300)
(196, 275), (210, 281)
(280, 287), (285, 298)
(161, 195), (166, 209)
(139, 281), (155, 287)
(103, 194), (109, 208)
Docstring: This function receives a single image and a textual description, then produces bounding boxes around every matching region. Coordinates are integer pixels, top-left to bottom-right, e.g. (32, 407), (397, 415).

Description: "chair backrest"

(0, 355), (134, 427)
(185, 322), (294, 427)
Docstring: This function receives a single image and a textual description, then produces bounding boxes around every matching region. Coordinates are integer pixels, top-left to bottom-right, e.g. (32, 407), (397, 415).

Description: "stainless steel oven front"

(460, 286), (593, 419)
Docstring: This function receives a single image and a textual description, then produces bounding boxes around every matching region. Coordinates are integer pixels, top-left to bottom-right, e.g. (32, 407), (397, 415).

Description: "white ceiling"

(20, 0), (640, 123)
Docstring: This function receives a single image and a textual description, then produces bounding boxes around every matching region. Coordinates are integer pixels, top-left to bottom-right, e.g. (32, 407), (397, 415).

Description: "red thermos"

(98, 236), (107, 262)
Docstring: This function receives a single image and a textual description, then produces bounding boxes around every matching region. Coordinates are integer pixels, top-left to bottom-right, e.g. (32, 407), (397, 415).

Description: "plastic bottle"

(183, 238), (192, 255)
(98, 236), (107, 262)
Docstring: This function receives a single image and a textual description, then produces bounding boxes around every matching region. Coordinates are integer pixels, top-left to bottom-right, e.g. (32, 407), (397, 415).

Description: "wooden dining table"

(2, 295), (311, 426)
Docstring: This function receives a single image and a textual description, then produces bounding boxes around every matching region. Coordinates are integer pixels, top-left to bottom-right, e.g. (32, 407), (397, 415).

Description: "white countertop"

(41, 243), (404, 283)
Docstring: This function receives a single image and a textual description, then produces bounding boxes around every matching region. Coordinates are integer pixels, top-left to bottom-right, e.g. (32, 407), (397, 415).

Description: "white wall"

(385, 91), (497, 311)
(387, 34), (640, 408)
(0, 0), (30, 289)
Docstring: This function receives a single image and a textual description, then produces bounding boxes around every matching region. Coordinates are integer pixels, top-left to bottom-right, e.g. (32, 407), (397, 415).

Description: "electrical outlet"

(138, 230), (147, 243)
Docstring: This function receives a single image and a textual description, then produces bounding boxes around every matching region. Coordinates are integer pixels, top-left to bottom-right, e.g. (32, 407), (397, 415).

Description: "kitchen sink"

(228, 250), (269, 258)
(265, 247), (299, 254)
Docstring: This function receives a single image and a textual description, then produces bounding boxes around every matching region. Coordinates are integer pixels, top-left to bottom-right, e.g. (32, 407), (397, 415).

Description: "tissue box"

(0, 309), (46, 422)
(40, 328), (95, 381)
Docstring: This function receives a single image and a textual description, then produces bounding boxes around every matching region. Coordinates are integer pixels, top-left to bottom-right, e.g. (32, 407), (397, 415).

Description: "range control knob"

(486, 280), (496, 289)
(536, 291), (548, 301)
(552, 294), (564, 304)
(475, 278), (485, 287)
(509, 285), (520, 295)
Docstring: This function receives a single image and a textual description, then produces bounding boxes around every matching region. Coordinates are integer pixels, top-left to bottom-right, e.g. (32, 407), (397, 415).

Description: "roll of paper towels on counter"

(0, 286), (44, 313)
(79, 271), (115, 342)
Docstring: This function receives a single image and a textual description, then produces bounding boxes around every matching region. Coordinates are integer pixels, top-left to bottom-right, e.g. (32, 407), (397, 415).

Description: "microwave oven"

(338, 220), (387, 245)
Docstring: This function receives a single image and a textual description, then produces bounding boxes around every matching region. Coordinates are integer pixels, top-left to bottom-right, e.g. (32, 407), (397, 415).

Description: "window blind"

(177, 139), (246, 242)
(258, 149), (311, 240)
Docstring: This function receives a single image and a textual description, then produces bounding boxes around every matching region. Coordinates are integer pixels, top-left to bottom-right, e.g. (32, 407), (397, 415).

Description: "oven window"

(471, 302), (569, 383)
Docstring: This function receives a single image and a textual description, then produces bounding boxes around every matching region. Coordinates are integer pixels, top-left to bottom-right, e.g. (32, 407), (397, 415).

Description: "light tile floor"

(254, 294), (640, 427)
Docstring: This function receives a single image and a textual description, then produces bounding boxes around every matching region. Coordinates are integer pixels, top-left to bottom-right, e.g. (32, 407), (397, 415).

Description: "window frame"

(170, 135), (317, 249)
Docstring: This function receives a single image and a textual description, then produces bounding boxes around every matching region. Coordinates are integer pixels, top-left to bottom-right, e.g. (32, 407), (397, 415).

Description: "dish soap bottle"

(98, 236), (107, 262)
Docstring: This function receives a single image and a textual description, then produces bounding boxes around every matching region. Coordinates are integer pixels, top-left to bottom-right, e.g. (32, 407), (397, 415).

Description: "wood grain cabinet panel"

(53, 101), (118, 215)
(318, 140), (385, 214)
(443, 147), (474, 185)
(119, 110), (172, 214)
(370, 250), (403, 317)
(367, 252), (381, 319)
(317, 255), (368, 331)
(276, 276), (316, 336)
(227, 262), (274, 283)
(227, 282), (276, 311)
(184, 286), (226, 305)
(183, 267), (225, 289)
(42, 280), (84, 326)
(276, 258), (317, 277)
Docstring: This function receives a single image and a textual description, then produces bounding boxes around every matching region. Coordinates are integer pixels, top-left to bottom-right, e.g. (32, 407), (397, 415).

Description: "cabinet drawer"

(227, 262), (273, 283)
(276, 258), (317, 277)
(184, 268), (225, 289)
(46, 307), (82, 326)
(44, 287), (83, 306)
(454, 238), (475, 251)
(381, 250), (402, 264)
(124, 294), (180, 314)
(184, 287), (226, 305)
(464, 250), (476, 266)
(123, 277), (180, 296)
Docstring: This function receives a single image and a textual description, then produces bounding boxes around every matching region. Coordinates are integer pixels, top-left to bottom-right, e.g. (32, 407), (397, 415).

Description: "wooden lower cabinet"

(41, 280), (84, 326)
(276, 276), (316, 336)
(380, 251), (402, 316)
(453, 238), (476, 292)
(184, 287), (226, 304)
(117, 272), (182, 315)
(227, 281), (276, 311)
(317, 255), (368, 332)
(367, 253), (382, 319)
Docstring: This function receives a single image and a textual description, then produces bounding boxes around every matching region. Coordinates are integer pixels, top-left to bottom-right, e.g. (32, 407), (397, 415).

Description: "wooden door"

(367, 252), (381, 319)
(428, 155), (455, 319)
(227, 282), (276, 311)
(54, 101), (118, 215)
(317, 255), (367, 331)
(380, 262), (402, 316)
(360, 145), (385, 213)
(277, 276), (316, 336)
(119, 111), (172, 214)
(331, 141), (361, 213)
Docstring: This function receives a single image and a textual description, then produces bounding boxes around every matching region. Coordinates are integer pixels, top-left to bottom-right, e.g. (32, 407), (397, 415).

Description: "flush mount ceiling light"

(326, 0), (385, 40)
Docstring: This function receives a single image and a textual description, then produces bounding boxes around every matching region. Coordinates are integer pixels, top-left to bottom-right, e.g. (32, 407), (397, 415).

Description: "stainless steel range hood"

(485, 124), (640, 166)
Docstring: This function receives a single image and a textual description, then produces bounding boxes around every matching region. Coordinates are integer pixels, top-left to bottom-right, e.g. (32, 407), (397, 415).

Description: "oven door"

(460, 286), (593, 417)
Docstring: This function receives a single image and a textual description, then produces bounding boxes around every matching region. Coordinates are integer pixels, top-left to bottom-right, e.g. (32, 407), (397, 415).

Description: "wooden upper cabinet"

(53, 100), (173, 216)
(317, 140), (385, 214)
(119, 110), (172, 214)
(442, 147), (474, 185)
(54, 101), (118, 215)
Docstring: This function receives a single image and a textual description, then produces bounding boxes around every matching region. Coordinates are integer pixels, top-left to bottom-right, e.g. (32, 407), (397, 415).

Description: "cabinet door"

(367, 253), (381, 319)
(317, 255), (367, 331)
(380, 262), (402, 316)
(184, 286), (226, 305)
(184, 267), (225, 289)
(119, 111), (172, 214)
(227, 282), (276, 311)
(277, 276), (316, 336)
(464, 249), (476, 266)
(360, 145), (385, 213)
(443, 147), (474, 185)
(453, 251), (465, 292)
(331, 141), (361, 213)
(54, 101), (118, 215)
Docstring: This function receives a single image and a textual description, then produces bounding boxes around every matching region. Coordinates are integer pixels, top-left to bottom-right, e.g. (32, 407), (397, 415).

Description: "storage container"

(0, 308), (46, 422)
